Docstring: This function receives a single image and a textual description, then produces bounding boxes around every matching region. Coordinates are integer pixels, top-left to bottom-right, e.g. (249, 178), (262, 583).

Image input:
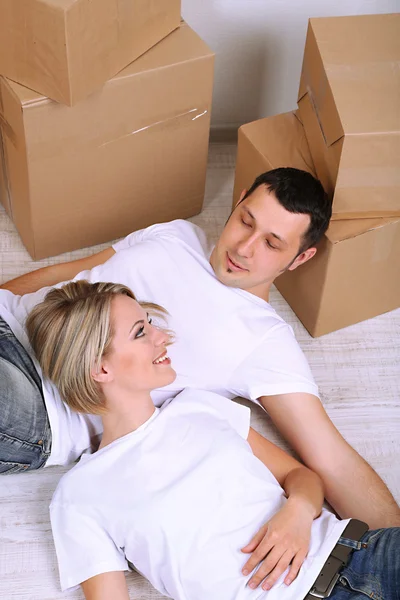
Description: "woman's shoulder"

(50, 453), (100, 509)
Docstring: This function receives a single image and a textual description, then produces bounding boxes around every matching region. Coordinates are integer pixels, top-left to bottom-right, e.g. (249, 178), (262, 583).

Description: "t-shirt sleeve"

(112, 220), (183, 252)
(229, 322), (320, 402)
(50, 501), (128, 592)
(112, 219), (208, 254)
(112, 225), (151, 252)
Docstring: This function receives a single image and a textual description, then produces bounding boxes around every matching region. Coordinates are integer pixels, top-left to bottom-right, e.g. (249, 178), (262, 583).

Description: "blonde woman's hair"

(26, 280), (169, 415)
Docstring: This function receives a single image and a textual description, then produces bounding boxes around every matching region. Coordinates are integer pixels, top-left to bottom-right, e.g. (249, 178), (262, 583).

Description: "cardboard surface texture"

(233, 112), (400, 336)
(0, 0), (181, 106)
(298, 13), (400, 220)
(0, 23), (214, 260)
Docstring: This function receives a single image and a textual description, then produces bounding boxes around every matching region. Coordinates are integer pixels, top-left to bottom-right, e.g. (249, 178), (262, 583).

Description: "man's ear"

(234, 189), (247, 208)
(91, 360), (113, 384)
(288, 247), (317, 272)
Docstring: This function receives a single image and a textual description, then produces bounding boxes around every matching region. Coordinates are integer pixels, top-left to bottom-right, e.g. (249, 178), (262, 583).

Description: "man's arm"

(0, 247), (115, 294)
(260, 392), (400, 528)
(82, 571), (129, 600)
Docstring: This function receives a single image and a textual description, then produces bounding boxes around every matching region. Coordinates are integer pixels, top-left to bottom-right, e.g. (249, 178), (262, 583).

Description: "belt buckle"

(308, 572), (340, 598)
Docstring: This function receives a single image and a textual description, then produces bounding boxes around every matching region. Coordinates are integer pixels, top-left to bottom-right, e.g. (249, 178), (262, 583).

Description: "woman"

(26, 281), (399, 600)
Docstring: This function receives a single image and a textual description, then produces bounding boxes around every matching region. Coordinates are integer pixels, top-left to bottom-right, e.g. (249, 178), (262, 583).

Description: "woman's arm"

(241, 427), (324, 591)
(82, 571), (130, 600)
(247, 427), (324, 516)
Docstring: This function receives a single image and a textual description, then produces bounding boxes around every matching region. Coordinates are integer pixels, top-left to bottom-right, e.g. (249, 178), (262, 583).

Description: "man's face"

(210, 185), (316, 299)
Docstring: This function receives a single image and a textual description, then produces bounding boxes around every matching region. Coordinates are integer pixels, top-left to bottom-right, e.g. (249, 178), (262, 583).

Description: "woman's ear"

(91, 359), (113, 384)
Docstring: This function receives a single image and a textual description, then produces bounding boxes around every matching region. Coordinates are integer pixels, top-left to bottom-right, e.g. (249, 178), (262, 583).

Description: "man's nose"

(237, 233), (256, 257)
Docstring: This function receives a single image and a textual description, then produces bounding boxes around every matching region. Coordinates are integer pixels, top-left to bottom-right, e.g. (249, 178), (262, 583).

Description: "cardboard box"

(233, 111), (316, 206)
(0, 0), (181, 106)
(276, 217), (400, 336)
(298, 14), (400, 220)
(233, 112), (400, 336)
(0, 23), (214, 259)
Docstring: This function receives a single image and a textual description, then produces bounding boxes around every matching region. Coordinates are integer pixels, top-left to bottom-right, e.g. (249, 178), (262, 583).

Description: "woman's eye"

(266, 240), (277, 250)
(135, 326), (145, 339)
(241, 218), (251, 228)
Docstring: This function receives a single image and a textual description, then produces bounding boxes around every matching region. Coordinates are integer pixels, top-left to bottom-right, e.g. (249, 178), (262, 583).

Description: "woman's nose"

(153, 326), (168, 347)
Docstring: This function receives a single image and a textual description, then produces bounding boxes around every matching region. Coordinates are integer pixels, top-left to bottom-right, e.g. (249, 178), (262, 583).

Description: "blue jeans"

(0, 316), (51, 474)
(330, 528), (400, 599)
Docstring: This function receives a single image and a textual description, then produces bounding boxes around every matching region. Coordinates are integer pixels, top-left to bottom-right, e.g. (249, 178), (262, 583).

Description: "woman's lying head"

(26, 280), (175, 415)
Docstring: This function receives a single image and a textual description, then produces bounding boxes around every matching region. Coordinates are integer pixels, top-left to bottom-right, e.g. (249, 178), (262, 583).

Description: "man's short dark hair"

(240, 167), (332, 253)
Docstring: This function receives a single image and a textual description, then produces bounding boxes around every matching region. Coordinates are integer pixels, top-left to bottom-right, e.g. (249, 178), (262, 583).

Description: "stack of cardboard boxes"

(0, 0), (215, 259)
(233, 13), (400, 336)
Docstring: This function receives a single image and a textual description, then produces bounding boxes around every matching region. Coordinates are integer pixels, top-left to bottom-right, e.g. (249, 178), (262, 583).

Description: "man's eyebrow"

(129, 319), (144, 335)
(243, 206), (287, 245)
(270, 232), (286, 244)
(243, 206), (255, 220)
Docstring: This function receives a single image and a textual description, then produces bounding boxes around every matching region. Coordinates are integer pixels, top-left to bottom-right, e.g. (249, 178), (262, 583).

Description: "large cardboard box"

(0, 0), (181, 106)
(233, 112), (400, 336)
(0, 23), (214, 260)
(298, 14), (400, 220)
(276, 217), (400, 337)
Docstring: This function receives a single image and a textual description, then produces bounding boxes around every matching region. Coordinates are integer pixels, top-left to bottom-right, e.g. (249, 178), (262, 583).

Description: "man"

(1, 167), (399, 529)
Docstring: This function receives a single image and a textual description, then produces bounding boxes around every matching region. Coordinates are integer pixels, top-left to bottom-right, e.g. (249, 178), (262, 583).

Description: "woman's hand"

(241, 499), (314, 591)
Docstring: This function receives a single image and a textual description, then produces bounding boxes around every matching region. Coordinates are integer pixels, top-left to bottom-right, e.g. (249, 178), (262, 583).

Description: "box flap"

(240, 110), (316, 175)
(7, 23), (215, 108)
(326, 215), (400, 243)
(299, 14), (400, 147)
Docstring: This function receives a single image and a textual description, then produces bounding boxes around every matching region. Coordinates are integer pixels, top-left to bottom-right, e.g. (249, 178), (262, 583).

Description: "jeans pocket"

(362, 529), (385, 545)
(0, 460), (30, 474)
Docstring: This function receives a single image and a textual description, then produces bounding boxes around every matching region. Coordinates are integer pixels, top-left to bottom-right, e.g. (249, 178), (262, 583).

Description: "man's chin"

(216, 269), (244, 288)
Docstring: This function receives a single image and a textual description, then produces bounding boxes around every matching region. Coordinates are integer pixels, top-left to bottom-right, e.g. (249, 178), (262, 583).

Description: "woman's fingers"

(241, 523), (269, 554)
(284, 551), (307, 585)
(246, 547), (292, 590)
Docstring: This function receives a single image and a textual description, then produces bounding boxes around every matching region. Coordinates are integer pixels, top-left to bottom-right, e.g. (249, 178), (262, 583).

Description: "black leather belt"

(304, 518), (369, 599)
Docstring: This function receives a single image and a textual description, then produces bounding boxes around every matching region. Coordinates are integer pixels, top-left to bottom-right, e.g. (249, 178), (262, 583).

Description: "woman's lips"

(153, 351), (171, 366)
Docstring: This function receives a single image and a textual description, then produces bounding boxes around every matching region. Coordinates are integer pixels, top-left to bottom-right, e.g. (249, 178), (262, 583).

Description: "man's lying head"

(210, 167), (331, 300)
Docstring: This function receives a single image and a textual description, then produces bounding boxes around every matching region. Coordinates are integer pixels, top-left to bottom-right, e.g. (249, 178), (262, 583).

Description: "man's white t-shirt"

(50, 389), (348, 600)
(0, 220), (319, 466)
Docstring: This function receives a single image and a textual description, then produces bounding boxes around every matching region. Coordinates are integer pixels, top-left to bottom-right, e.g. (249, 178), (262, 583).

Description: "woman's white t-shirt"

(50, 389), (348, 600)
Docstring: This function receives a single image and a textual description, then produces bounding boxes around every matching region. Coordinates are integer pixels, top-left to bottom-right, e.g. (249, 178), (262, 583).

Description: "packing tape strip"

(98, 107), (209, 149)
(301, 55), (333, 146)
(0, 90), (13, 220)
(306, 86), (329, 147)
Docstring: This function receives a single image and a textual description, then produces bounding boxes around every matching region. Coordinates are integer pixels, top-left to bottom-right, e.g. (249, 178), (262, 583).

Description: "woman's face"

(101, 294), (176, 394)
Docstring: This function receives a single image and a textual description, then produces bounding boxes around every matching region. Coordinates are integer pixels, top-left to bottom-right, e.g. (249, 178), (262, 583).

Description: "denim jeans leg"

(330, 528), (400, 600)
(0, 317), (52, 474)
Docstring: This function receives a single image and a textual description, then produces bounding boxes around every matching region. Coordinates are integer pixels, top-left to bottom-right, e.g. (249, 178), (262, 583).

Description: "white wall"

(181, 0), (400, 128)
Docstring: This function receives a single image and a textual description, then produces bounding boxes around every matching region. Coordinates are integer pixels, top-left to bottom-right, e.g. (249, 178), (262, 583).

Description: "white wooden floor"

(0, 144), (399, 600)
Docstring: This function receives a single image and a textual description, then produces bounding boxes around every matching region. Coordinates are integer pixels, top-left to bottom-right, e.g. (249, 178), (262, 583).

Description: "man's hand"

(241, 500), (313, 590)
